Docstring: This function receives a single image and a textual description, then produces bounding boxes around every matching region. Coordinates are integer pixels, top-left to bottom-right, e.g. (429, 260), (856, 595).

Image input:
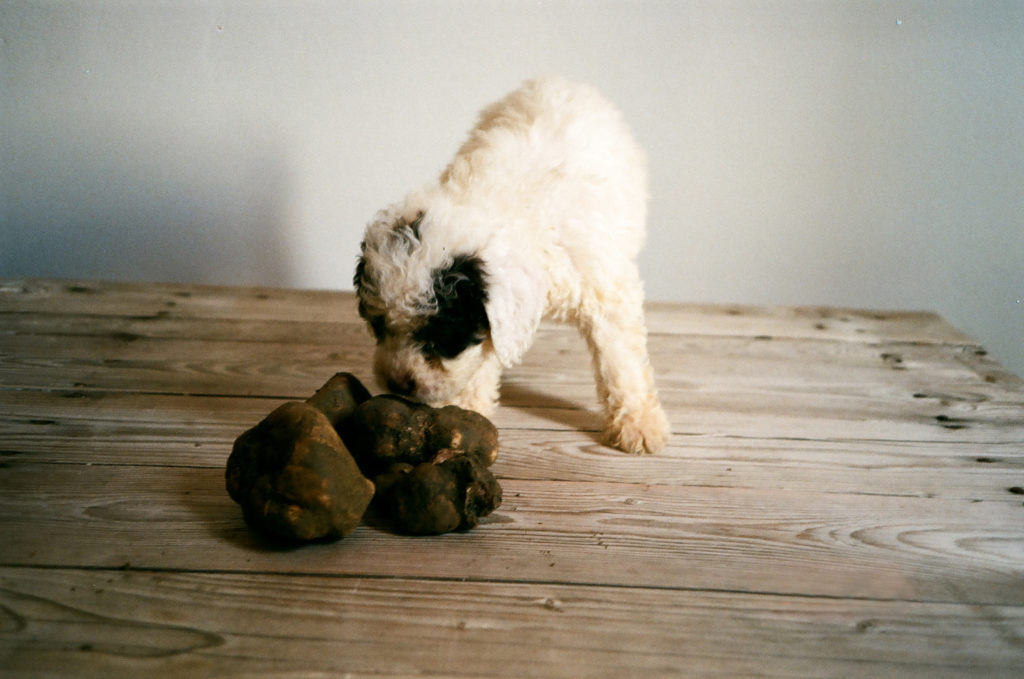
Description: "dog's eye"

(414, 320), (486, 360)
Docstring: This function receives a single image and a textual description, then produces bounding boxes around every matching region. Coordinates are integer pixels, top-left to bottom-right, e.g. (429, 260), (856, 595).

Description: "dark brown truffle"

(343, 395), (499, 475)
(227, 372), (502, 541)
(341, 395), (436, 475)
(426, 405), (500, 467)
(376, 456), (502, 535)
(226, 401), (374, 541)
(305, 372), (372, 428)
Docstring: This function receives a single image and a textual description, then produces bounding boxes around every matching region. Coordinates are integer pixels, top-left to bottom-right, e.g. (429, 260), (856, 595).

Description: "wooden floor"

(1, 278), (1023, 678)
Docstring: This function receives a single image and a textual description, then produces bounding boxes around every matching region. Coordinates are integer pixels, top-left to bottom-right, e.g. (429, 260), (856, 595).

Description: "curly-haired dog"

(354, 76), (669, 454)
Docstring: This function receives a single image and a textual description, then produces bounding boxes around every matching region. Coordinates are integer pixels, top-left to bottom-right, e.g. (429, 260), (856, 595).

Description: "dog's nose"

(386, 372), (416, 396)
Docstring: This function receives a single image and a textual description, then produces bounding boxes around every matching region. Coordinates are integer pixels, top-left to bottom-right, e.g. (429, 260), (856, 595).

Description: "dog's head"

(353, 200), (545, 406)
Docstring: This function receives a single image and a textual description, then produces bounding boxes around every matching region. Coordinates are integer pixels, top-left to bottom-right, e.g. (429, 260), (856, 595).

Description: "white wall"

(2, 1), (1021, 376)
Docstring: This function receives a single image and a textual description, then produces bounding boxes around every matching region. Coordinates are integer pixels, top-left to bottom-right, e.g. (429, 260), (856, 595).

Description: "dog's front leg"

(451, 350), (503, 416)
(580, 308), (669, 454)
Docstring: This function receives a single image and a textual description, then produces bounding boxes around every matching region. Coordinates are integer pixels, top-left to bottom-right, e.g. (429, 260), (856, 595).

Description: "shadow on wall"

(1, 115), (294, 287)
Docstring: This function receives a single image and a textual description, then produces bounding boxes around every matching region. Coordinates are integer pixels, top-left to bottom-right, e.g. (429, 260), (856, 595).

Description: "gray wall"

(2, 1), (1021, 376)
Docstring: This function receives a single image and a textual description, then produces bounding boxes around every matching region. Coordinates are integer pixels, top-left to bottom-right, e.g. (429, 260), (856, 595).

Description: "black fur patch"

(353, 252), (386, 340)
(405, 212), (425, 240)
(414, 255), (489, 359)
(353, 248), (367, 290)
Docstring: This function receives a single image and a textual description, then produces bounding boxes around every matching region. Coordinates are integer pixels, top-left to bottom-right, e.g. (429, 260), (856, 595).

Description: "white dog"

(354, 76), (669, 454)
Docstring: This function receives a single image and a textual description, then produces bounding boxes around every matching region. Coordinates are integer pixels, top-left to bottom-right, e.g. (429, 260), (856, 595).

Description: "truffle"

(342, 395), (500, 474)
(341, 395), (435, 476)
(426, 405), (500, 467)
(305, 371), (372, 428)
(227, 373), (502, 541)
(226, 401), (374, 541)
(375, 456), (503, 535)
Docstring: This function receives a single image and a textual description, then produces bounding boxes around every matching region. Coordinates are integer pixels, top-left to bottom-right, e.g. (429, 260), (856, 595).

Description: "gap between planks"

(2, 561), (1016, 608)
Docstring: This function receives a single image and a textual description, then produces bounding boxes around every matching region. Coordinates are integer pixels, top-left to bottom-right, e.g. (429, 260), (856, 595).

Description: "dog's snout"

(386, 372), (417, 396)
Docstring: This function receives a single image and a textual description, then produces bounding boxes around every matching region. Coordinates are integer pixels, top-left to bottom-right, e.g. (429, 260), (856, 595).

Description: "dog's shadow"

(498, 382), (604, 445)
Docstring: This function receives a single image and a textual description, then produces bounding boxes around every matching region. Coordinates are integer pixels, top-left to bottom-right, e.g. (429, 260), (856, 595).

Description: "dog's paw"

(603, 400), (670, 455)
(450, 390), (498, 417)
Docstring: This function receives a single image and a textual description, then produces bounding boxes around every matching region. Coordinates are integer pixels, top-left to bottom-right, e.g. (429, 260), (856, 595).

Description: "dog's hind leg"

(577, 281), (670, 454)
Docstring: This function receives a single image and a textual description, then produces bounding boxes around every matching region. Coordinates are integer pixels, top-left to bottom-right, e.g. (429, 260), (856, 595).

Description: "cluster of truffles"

(226, 373), (502, 541)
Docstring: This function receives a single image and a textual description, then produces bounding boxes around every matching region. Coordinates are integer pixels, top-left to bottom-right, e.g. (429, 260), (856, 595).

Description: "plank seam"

(2, 562), (1017, 608)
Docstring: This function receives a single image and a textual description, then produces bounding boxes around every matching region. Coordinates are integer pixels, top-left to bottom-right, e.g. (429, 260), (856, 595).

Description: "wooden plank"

(0, 278), (361, 324)
(3, 277), (1022, 676)
(642, 300), (980, 345)
(1, 277), (980, 345)
(1, 463), (1022, 605)
(1, 391), (1022, 502)
(0, 310), (370, 346)
(0, 317), (1016, 397)
(2, 567), (1021, 679)
(0, 310), (1008, 395)
(2, 337), (1020, 445)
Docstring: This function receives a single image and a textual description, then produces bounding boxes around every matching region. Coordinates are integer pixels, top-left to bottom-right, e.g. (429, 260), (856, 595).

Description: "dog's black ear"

(353, 247), (386, 340)
(414, 255), (490, 359)
(353, 247), (367, 291)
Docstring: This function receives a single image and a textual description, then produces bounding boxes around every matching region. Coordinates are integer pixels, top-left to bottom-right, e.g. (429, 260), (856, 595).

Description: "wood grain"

(1, 277), (1023, 677)
(0, 277), (979, 344)
(3, 339), (1020, 449)
(2, 462), (1022, 605)
(2, 567), (1022, 679)
(1, 390), (1022, 502)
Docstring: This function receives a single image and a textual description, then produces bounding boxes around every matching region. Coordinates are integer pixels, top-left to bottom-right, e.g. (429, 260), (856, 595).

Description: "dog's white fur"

(356, 76), (669, 454)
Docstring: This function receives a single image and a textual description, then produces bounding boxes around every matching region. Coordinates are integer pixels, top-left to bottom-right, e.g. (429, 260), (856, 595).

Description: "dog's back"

(437, 76), (649, 261)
